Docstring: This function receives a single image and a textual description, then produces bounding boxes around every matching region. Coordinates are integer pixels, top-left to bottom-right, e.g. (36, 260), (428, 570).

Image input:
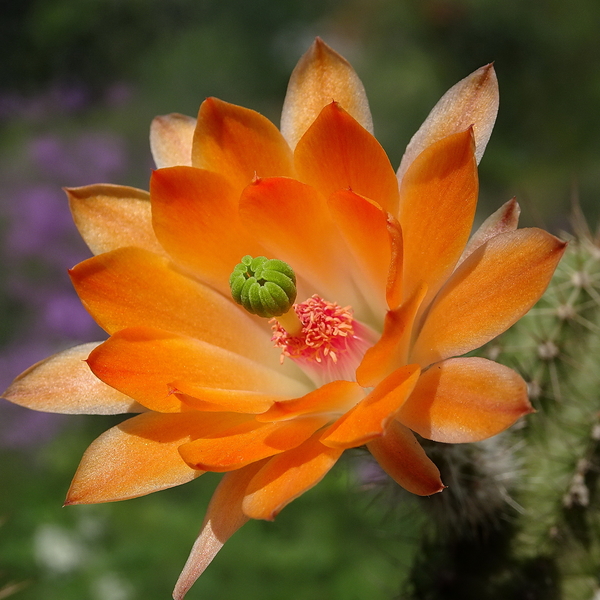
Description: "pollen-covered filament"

(271, 294), (375, 385)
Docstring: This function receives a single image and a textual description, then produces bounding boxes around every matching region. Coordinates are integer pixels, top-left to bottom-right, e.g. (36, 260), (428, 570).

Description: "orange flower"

(3, 39), (565, 598)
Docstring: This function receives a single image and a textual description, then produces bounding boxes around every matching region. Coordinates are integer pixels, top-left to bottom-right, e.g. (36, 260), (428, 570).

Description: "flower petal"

(67, 184), (166, 257)
(327, 190), (391, 314)
(192, 97), (294, 193)
(150, 166), (265, 295)
(64, 411), (236, 504)
(242, 432), (343, 520)
(2, 342), (142, 415)
(150, 113), (196, 168)
(399, 128), (478, 309)
(397, 357), (533, 443)
(295, 102), (399, 214)
(321, 364), (421, 449)
(178, 416), (328, 472)
(458, 197), (520, 266)
(173, 461), (267, 600)
(239, 176), (355, 303)
(367, 421), (444, 496)
(411, 229), (567, 366)
(356, 284), (427, 388)
(397, 64), (498, 182)
(87, 327), (309, 413)
(256, 380), (364, 422)
(70, 246), (280, 368)
(173, 387), (284, 414)
(280, 37), (373, 150)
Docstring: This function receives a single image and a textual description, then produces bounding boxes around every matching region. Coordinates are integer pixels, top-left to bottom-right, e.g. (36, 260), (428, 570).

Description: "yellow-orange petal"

(256, 380), (364, 422)
(173, 460), (268, 600)
(150, 166), (265, 295)
(327, 190), (391, 314)
(399, 128), (478, 310)
(87, 327), (309, 413)
(294, 102), (400, 215)
(281, 37), (373, 150)
(356, 284), (427, 388)
(411, 229), (567, 366)
(239, 176), (355, 303)
(192, 97), (294, 192)
(321, 364), (421, 449)
(397, 357), (533, 443)
(150, 113), (196, 168)
(70, 247), (279, 368)
(458, 197), (520, 267)
(2, 342), (143, 415)
(173, 386), (285, 414)
(178, 416), (328, 472)
(67, 184), (166, 257)
(64, 411), (235, 504)
(397, 64), (498, 182)
(367, 421), (444, 496)
(242, 432), (343, 521)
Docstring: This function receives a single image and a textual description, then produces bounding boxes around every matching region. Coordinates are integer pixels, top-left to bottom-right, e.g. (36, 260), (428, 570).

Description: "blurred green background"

(2, 1), (600, 598)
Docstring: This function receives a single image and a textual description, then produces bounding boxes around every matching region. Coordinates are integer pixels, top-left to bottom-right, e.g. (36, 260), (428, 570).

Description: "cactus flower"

(3, 39), (566, 598)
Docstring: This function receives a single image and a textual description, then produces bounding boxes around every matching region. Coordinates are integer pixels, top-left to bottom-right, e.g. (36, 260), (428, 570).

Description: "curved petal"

(70, 247), (280, 368)
(367, 421), (444, 496)
(173, 461), (267, 600)
(178, 416), (328, 472)
(321, 364), (421, 449)
(327, 190), (391, 314)
(397, 357), (533, 443)
(242, 432), (343, 520)
(399, 128), (478, 309)
(87, 327), (309, 413)
(150, 166), (265, 295)
(174, 387), (284, 414)
(239, 176), (357, 302)
(281, 37), (373, 150)
(411, 229), (567, 366)
(458, 198), (520, 267)
(64, 411), (230, 504)
(67, 185), (166, 257)
(2, 342), (143, 415)
(192, 97), (294, 192)
(150, 113), (196, 168)
(397, 64), (498, 182)
(295, 102), (399, 215)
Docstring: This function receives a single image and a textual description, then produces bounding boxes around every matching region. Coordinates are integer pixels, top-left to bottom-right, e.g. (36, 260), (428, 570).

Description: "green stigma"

(229, 255), (297, 318)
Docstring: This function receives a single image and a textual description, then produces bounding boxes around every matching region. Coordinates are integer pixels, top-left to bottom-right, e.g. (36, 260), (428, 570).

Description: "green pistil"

(229, 255), (297, 318)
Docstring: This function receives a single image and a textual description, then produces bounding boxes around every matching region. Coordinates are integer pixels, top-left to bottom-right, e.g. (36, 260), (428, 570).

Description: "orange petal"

(64, 411), (237, 504)
(178, 416), (328, 472)
(242, 432), (343, 520)
(150, 113), (196, 168)
(411, 229), (567, 366)
(399, 128), (478, 310)
(327, 190), (391, 314)
(321, 364), (421, 449)
(397, 64), (498, 182)
(192, 97), (294, 192)
(397, 357), (533, 443)
(70, 246), (279, 368)
(172, 460), (267, 600)
(257, 380), (364, 422)
(2, 342), (143, 415)
(239, 176), (354, 302)
(281, 37), (373, 150)
(173, 386), (284, 414)
(356, 284), (427, 388)
(150, 166), (265, 295)
(385, 214), (404, 311)
(367, 421), (444, 496)
(87, 327), (309, 413)
(294, 102), (400, 215)
(458, 197), (520, 266)
(66, 185), (166, 257)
